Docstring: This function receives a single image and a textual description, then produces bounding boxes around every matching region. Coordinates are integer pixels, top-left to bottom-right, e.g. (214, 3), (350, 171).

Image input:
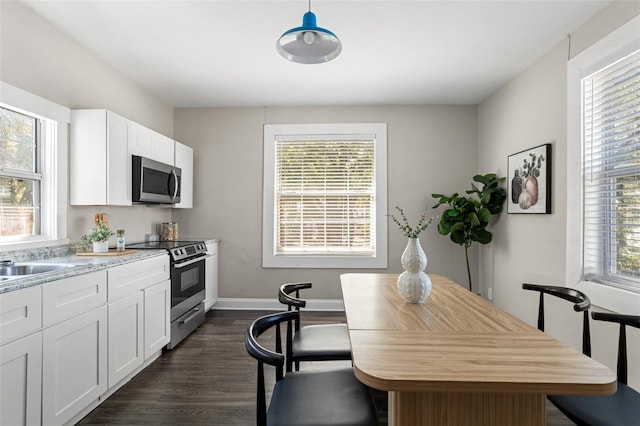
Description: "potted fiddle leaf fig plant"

(431, 173), (507, 292)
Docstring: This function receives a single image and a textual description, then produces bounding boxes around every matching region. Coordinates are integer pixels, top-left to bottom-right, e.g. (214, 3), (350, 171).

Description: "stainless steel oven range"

(127, 240), (208, 349)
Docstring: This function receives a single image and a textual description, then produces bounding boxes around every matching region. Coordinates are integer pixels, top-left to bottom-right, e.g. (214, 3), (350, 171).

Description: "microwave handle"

(170, 169), (179, 201)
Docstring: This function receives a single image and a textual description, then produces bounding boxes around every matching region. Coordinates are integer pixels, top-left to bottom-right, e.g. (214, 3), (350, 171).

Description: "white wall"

(478, 1), (640, 389)
(173, 105), (478, 300)
(0, 1), (174, 243)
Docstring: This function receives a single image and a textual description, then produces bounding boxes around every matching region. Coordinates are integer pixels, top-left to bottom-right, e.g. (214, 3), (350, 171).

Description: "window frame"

(263, 123), (388, 268)
(1, 107), (43, 239)
(0, 82), (70, 249)
(566, 15), (640, 314)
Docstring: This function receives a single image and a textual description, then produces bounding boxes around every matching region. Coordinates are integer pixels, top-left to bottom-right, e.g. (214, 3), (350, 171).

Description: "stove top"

(127, 240), (207, 262)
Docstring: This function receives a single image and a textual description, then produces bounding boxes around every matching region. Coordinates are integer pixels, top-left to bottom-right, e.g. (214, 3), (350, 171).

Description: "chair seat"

(268, 367), (378, 426)
(549, 380), (640, 426)
(292, 323), (352, 361)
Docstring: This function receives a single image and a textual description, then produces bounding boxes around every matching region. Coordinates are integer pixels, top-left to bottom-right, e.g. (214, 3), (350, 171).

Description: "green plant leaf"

(451, 230), (466, 245)
(473, 229), (492, 244)
(446, 209), (460, 217)
(467, 212), (480, 226)
(438, 220), (451, 235)
(450, 222), (464, 233)
(477, 207), (491, 223)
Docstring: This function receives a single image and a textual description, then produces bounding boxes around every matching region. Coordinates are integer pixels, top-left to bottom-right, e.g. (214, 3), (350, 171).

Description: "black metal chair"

(245, 310), (378, 426)
(278, 282), (352, 372)
(522, 283), (592, 355)
(547, 312), (640, 426)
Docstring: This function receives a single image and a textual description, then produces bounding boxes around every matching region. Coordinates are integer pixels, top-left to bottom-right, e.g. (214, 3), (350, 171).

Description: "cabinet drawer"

(108, 255), (169, 301)
(0, 286), (42, 345)
(42, 270), (108, 327)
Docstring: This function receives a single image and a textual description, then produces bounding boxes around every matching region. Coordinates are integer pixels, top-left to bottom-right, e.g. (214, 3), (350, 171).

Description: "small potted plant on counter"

(81, 219), (114, 253)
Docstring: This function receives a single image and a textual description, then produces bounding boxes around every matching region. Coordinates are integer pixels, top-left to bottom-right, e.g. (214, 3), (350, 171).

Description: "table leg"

(388, 391), (546, 426)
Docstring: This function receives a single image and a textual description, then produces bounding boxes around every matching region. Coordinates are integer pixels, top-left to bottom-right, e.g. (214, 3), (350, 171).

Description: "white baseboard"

(212, 298), (345, 311)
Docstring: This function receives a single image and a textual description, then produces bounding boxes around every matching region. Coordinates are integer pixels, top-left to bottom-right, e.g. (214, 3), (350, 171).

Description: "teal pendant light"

(276, 1), (342, 64)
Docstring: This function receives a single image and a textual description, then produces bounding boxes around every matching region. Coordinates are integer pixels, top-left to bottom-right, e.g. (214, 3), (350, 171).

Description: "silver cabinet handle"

(181, 307), (201, 325)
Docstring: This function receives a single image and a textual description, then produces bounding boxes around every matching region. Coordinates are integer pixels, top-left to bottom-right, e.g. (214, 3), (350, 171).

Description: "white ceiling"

(22, 0), (610, 108)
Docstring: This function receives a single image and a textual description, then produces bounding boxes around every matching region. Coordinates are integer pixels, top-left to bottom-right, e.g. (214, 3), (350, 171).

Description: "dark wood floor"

(79, 309), (576, 425)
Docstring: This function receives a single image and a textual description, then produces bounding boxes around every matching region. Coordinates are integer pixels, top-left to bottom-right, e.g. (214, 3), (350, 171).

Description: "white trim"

(566, 15), (640, 314)
(262, 123), (388, 269)
(211, 298), (345, 311)
(0, 82), (70, 247)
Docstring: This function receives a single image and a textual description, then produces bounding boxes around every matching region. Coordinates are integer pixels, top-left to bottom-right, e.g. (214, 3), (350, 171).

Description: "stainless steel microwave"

(132, 155), (181, 204)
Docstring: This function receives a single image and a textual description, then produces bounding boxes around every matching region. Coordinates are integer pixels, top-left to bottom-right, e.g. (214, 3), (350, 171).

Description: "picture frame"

(507, 143), (552, 214)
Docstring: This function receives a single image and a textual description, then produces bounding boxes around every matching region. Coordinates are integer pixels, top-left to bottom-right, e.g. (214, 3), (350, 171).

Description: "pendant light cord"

(308, 0), (311, 12)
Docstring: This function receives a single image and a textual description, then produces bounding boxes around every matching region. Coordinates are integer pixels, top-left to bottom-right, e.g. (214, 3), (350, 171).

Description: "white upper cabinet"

(154, 132), (175, 166)
(174, 141), (193, 209)
(70, 109), (131, 206)
(71, 108), (192, 207)
(129, 122), (175, 166)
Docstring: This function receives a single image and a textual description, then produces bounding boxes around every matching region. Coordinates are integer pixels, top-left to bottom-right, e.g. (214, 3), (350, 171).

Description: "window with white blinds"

(582, 48), (640, 290)
(263, 123), (387, 268)
(276, 138), (375, 254)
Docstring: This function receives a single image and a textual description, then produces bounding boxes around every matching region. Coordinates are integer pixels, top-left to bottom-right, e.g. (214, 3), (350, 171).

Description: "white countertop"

(0, 249), (167, 294)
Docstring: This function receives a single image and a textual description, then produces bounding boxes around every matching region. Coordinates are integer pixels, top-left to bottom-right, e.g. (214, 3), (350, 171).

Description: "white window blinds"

(582, 49), (640, 289)
(275, 138), (376, 255)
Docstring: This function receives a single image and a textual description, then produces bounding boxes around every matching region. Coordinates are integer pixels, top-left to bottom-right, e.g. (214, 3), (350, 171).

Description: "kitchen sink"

(0, 263), (76, 277)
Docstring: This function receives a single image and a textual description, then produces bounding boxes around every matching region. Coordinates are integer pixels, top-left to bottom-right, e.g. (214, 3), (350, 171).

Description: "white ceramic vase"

(92, 241), (109, 253)
(397, 237), (432, 303)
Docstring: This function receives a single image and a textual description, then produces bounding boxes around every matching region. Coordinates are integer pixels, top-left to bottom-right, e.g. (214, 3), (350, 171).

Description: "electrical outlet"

(487, 287), (493, 300)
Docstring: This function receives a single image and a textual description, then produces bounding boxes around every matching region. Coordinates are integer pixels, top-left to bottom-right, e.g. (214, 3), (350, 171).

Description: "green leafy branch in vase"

(388, 206), (438, 239)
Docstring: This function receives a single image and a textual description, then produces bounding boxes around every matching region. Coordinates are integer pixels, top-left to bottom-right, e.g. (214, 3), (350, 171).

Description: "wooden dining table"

(340, 273), (616, 426)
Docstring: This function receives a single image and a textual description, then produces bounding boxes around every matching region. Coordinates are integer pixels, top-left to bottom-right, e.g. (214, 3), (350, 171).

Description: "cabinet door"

(70, 109), (131, 206)
(174, 141), (193, 209)
(129, 124), (174, 166)
(70, 109), (108, 205)
(204, 250), (218, 311)
(144, 280), (171, 359)
(0, 332), (42, 426)
(107, 111), (132, 205)
(154, 132), (175, 166)
(108, 292), (144, 388)
(128, 121), (155, 160)
(42, 306), (107, 426)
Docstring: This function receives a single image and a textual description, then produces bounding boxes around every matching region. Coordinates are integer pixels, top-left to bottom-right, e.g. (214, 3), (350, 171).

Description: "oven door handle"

(173, 256), (206, 269)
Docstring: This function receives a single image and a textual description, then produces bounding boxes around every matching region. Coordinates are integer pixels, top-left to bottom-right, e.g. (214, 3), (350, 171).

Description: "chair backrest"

(245, 311), (297, 426)
(522, 283), (592, 356)
(591, 312), (640, 385)
(278, 282), (313, 331)
(278, 282), (312, 311)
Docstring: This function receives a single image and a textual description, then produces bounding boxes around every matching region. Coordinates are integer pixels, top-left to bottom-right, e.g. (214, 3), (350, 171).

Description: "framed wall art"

(507, 143), (552, 214)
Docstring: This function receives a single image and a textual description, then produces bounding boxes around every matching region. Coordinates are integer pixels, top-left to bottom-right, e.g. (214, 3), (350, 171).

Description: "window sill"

(576, 280), (640, 315)
(263, 255), (387, 269)
(0, 238), (69, 252)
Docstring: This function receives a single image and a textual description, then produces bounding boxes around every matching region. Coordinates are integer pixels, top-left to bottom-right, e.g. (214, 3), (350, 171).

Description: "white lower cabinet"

(107, 255), (170, 388)
(0, 255), (169, 426)
(0, 331), (42, 426)
(204, 240), (218, 311)
(108, 291), (144, 387)
(144, 280), (171, 359)
(42, 306), (108, 426)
